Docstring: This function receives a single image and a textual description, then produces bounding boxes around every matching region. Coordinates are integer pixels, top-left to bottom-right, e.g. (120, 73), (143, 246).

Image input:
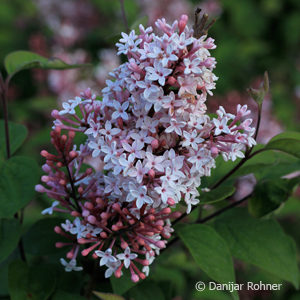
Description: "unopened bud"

(131, 274), (139, 283)
(35, 184), (45, 193)
(151, 139), (159, 149)
(179, 14), (188, 33)
(87, 215), (96, 224)
(148, 169), (155, 178)
(167, 198), (175, 206)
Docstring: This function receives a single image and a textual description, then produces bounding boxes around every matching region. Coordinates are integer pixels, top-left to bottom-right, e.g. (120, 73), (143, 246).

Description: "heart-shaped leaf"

(214, 208), (299, 288)
(4, 51), (90, 78)
(8, 260), (56, 300)
(23, 218), (68, 255)
(0, 156), (39, 218)
(178, 224), (238, 300)
(0, 120), (27, 158)
(0, 218), (21, 264)
(249, 177), (300, 217)
(265, 138), (300, 159)
(199, 185), (235, 204)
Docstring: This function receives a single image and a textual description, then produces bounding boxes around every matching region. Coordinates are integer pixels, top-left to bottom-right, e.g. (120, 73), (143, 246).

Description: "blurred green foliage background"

(0, 0), (299, 299)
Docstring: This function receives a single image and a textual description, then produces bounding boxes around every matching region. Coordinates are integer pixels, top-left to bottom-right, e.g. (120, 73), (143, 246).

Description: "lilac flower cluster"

(36, 15), (256, 282)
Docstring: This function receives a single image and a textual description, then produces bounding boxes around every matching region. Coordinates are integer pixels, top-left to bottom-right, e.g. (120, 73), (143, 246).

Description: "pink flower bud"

(115, 269), (122, 278)
(40, 150), (49, 158)
(69, 150), (78, 159)
(131, 274), (139, 283)
(151, 139), (159, 149)
(172, 211), (182, 218)
(167, 76), (177, 85)
(211, 146), (219, 156)
(142, 259), (149, 266)
(139, 273), (146, 280)
(82, 210), (90, 217)
(42, 164), (51, 172)
(178, 14), (188, 33)
(167, 198), (175, 206)
(112, 225), (119, 231)
(71, 211), (81, 217)
(87, 215), (96, 224)
(68, 131), (76, 139)
(51, 110), (59, 118)
(55, 242), (65, 248)
(59, 179), (66, 186)
(84, 202), (94, 210)
(54, 226), (62, 234)
(148, 169), (155, 178)
(41, 176), (49, 183)
(156, 241), (166, 249)
(35, 184), (45, 193)
(121, 241), (128, 249)
(100, 232), (108, 238)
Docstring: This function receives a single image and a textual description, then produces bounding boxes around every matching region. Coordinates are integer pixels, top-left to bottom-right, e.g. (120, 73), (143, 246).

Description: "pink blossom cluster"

(37, 15), (256, 282)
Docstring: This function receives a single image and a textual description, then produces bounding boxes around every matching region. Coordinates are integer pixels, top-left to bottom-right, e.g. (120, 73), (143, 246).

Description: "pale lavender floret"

(117, 247), (138, 269)
(60, 258), (83, 272)
(41, 200), (59, 215)
(95, 248), (117, 266)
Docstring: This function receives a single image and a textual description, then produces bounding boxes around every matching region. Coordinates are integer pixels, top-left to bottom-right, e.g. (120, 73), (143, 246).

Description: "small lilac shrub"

(36, 15), (256, 282)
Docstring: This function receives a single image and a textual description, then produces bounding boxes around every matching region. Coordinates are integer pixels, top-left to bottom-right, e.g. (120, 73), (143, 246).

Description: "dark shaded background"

(0, 0), (299, 299)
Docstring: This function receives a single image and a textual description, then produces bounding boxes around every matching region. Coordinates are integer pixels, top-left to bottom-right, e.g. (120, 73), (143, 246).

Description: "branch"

(193, 8), (216, 38)
(0, 72), (26, 261)
(62, 154), (82, 212)
(120, 0), (129, 33)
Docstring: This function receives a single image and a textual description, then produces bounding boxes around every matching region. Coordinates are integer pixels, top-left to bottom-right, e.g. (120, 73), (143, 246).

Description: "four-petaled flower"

(117, 247), (138, 268)
(41, 200), (59, 215)
(99, 121), (121, 140)
(145, 60), (172, 86)
(60, 259), (83, 272)
(127, 184), (153, 208)
(112, 101), (129, 120)
(213, 118), (231, 135)
(95, 248), (117, 266)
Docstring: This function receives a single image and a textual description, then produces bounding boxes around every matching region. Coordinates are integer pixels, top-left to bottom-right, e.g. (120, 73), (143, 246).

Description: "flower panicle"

(36, 14), (255, 281)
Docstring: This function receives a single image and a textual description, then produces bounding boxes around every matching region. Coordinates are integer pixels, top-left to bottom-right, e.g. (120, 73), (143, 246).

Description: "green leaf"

(0, 156), (39, 218)
(214, 208), (299, 288)
(204, 156), (237, 187)
(51, 291), (86, 300)
(23, 218), (67, 255)
(150, 265), (186, 294)
(178, 224), (238, 300)
(93, 291), (125, 300)
(128, 281), (165, 300)
(278, 196), (300, 217)
(199, 185), (235, 204)
(265, 138), (300, 158)
(4, 50), (90, 77)
(8, 260), (56, 300)
(268, 131), (300, 143)
(8, 260), (28, 300)
(247, 72), (269, 106)
(0, 218), (21, 264)
(0, 120), (27, 158)
(0, 250), (19, 295)
(249, 177), (300, 217)
(235, 149), (300, 180)
(193, 289), (232, 300)
(110, 268), (136, 295)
